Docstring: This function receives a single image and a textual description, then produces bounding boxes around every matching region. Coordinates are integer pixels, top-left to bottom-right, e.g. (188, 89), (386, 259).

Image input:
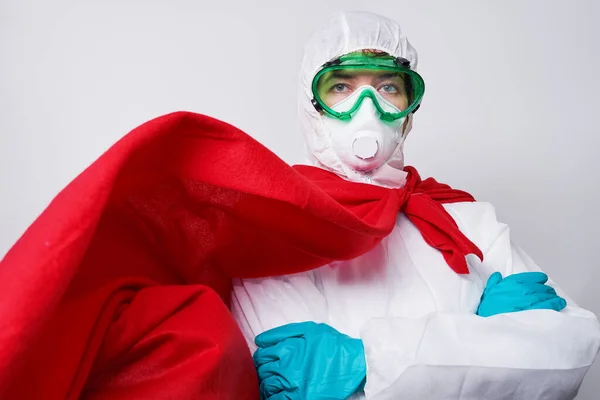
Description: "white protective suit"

(231, 11), (600, 399)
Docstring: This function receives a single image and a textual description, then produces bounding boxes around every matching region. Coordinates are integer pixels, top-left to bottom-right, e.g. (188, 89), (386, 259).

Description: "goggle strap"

(311, 98), (323, 113)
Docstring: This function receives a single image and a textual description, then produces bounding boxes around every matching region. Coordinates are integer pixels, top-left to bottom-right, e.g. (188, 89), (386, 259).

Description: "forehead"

(320, 69), (405, 82)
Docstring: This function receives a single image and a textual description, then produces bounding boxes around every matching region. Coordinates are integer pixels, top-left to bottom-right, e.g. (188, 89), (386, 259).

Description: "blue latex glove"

(477, 271), (567, 317)
(253, 322), (366, 400)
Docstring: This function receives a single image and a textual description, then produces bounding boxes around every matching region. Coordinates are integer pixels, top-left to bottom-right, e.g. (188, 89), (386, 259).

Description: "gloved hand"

(253, 322), (366, 400)
(477, 271), (567, 317)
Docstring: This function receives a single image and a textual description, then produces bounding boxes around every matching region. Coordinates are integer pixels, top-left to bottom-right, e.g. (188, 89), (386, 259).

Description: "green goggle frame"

(311, 54), (425, 121)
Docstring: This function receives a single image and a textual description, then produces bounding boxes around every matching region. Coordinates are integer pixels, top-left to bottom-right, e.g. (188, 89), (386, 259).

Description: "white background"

(1, 0), (599, 397)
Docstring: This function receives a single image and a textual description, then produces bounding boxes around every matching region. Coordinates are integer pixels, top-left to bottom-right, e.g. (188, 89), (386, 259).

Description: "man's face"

(316, 69), (410, 111)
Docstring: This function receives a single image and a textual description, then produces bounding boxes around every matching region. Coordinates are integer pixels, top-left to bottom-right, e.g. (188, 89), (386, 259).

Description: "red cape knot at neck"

(398, 166), (484, 274)
(296, 164), (484, 274)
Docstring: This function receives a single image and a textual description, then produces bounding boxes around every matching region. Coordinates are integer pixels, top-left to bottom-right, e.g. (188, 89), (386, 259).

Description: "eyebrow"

(320, 71), (356, 86)
(321, 71), (405, 86)
(331, 71), (356, 79)
(374, 73), (405, 82)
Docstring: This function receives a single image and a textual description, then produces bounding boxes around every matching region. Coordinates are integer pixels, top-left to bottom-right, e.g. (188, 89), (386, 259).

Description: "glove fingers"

(527, 283), (556, 296)
(255, 337), (304, 368)
(254, 346), (281, 369)
(478, 292), (564, 316)
(257, 360), (282, 382)
(524, 296), (567, 312)
(255, 322), (314, 348)
(486, 282), (556, 297)
(260, 374), (294, 399)
(256, 339), (305, 380)
(503, 292), (561, 310)
(266, 391), (295, 400)
(484, 272), (503, 292)
(501, 272), (548, 284)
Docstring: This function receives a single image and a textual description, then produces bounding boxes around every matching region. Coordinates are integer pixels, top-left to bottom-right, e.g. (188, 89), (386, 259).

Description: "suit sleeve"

(360, 202), (600, 400)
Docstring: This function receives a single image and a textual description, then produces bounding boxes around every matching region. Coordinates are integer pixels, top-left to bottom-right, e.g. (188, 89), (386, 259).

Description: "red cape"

(0, 112), (481, 399)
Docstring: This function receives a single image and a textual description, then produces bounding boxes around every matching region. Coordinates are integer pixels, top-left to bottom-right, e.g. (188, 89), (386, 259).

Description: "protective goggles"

(311, 53), (425, 121)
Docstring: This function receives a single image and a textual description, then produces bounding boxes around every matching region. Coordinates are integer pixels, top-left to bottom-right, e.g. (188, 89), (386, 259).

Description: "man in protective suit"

(233, 11), (600, 400)
(0, 10), (598, 400)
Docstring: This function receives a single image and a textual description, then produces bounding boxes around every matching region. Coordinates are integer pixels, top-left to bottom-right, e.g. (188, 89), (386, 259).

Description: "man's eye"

(332, 83), (349, 93)
(379, 84), (398, 93)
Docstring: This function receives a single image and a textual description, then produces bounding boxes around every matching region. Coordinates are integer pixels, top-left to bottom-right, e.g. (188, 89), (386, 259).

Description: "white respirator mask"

(321, 86), (409, 185)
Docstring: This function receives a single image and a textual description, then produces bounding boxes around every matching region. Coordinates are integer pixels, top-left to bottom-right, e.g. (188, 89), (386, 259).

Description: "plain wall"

(1, 0), (599, 397)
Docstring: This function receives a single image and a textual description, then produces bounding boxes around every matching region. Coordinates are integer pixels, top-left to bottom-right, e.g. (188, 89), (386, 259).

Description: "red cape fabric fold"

(0, 111), (481, 399)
